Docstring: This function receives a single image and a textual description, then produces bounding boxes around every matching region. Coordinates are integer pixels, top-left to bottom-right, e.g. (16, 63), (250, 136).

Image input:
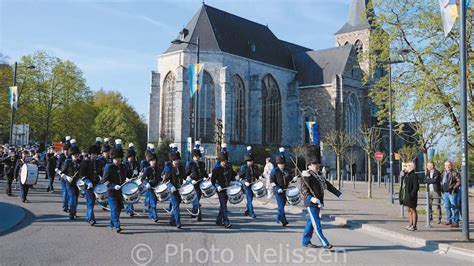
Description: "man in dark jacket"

(441, 161), (461, 227)
(424, 162), (442, 224)
(3, 150), (19, 196)
(46, 148), (57, 192)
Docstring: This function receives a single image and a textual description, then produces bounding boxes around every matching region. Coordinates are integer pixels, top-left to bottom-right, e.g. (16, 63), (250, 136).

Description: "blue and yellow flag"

(305, 121), (315, 142)
(189, 64), (204, 97)
(10, 86), (18, 109)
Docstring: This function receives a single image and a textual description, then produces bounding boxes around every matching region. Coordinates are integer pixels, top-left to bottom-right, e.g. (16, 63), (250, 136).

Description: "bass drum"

(20, 164), (39, 185)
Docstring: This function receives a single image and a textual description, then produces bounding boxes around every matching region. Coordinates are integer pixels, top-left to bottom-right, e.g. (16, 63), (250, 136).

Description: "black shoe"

(89, 220), (96, 226)
(63, 208), (69, 213)
(244, 210), (249, 216)
(225, 224), (232, 228)
(116, 228), (122, 234)
(177, 225), (182, 229)
(7, 193), (12, 196)
(250, 215), (257, 219)
(129, 212), (135, 217)
(47, 188), (50, 192)
(282, 221), (288, 227)
(190, 214), (196, 219)
(69, 216), (75, 220)
(197, 216), (202, 222)
(303, 242), (319, 248)
(102, 207), (107, 211)
(324, 244), (333, 250)
(22, 199), (26, 203)
(154, 218), (159, 223)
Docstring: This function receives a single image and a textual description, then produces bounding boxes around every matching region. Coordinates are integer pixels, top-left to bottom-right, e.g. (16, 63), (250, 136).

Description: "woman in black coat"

(399, 162), (419, 231)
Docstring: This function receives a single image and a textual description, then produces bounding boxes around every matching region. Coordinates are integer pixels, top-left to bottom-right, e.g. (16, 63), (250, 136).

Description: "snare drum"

(285, 186), (301, 205)
(154, 183), (170, 202)
(133, 178), (145, 194)
(20, 163), (38, 185)
(179, 183), (196, 204)
(251, 180), (267, 198)
(121, 181), (140, 204)
(76, 179), (85, 195)
(226, 185), (244, 204)
(94, 183), (108, 204)
(199, 180), (216, 198)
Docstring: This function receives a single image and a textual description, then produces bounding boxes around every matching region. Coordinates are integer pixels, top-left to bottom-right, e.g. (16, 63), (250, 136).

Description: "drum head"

(133, 179), (142, 186)
(156, 183), (168, 193)
(286, 186), (299, 197)
(227, 185), (241, 196)
(122, 183), (139, 194)
(76, 180), (85, 186)
(200, 180), (212, 189)
(20, 164), (28, 184)
(180, 184), (194, 195)
(95, 183), (107, 193)
(252, 181), (264, 190)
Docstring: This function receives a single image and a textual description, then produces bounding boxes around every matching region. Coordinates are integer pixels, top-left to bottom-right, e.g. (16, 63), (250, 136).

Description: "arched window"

(161, 72), (176, 141)
(190, 71), (215, 142)
(354, 40), (363, 56)
(230, 75), (246, 143)
(345, 93), (361, 136)
(261, 74), (281, 144)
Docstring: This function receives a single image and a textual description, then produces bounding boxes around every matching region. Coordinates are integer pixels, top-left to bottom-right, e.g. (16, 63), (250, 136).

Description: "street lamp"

(372, 48), (409, 204)
(10, 62), (35, 146)
(171, 30), (200, 160)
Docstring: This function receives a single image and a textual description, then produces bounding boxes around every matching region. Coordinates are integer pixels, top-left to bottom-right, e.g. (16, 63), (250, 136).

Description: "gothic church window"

(230, 75), (246, 143)
(346, 93), (361, 136)
(261, 74), (281, 144)
(161, 72), (176, 141)
(190, 71), (215, 143)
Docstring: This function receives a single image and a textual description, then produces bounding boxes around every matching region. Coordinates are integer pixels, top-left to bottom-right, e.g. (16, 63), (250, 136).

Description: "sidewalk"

(255, 180), (474, 260)
(0, 201), (25, 233)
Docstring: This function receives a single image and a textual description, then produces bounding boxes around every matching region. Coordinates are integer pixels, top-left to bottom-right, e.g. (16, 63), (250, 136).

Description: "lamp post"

(373, 49), (409, 204)
(171, 34), (200, 160)
(10, 62), (35, 146)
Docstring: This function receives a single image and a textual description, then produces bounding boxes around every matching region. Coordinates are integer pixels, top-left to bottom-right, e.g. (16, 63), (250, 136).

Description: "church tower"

(335, 0), (373, 74)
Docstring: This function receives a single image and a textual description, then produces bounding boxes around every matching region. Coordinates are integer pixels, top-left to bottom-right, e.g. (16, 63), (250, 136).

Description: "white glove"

(126, 178), (131, 182)
(186, 176), (192, 182)
(292, 176), (298, 182)
(338, 193), (343, 199)
(245, 182), (250, 187)
(133, 170), (138, 176)
(114, 185), (121, 190)
(66, 176), (73, 183)
(182, 179), (187, 185)
(203, 177), (208, 181)
(310, 197), (319, 204)
(145, 183), (151, 189)
(87, 183), (93, 189)
(258, 176), (263, 180)
(169, 186), (176, 193)
(191, 180), (197, 185)
(235, 176), (240, 181)
(277, 188), (283, 194)
(271, 183), (276, 187)
(216, 185), (222, 192)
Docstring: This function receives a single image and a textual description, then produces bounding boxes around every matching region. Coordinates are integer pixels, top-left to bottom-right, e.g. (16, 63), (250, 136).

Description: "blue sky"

(0, 0), (351, 117)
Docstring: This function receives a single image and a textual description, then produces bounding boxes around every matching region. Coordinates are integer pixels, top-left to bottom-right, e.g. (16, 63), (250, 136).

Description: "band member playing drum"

(301, 160), (342, 249)
(141, 145), (154, 208)
(185, 142), (208, 221)
(60, 146), (82, 219)
(143, 153), (163, 223)
(211, 152), (235, 228)
(103, 148), (126, 233)
(270, 154), (296, 227)
(57, 143), (70, 212)
(239, 146), (260, 219)
(80, 145), (103, 226)
(123, 151), (139, 216)
(14, 150), (32, 203)
(2, 149), (18, 196)
(162, 150), (185, 228)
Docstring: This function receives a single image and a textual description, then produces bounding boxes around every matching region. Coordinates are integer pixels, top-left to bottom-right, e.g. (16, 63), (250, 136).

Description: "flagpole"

(459, 0), (470, 241)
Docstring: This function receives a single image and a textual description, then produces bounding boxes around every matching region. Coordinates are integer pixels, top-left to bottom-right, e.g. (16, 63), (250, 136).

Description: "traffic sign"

(375, 151), (384, 161)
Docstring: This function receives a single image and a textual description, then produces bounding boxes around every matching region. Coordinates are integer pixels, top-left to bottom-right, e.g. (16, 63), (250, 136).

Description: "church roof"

(335, 0), (372, 35)
(293, 45), (353, 85)
(165, 4), (294, 70)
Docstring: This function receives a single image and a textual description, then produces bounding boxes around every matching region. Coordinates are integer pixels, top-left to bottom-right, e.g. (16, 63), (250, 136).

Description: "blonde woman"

(399, 162), (419, 231)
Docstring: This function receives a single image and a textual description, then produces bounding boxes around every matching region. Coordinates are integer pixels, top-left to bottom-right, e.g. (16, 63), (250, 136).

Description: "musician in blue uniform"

(211, 152), (235, 228)
(213, 143), (228, 169)
(56, 143), (70, 212)
(60, 145), (82, 219)
(143, 153), (162, 223)
(123, 150), (139, 216)
(239, 146), (260, 219)
(80, 145), (103, 226)
(162, 150), (185, 228)
(185, 142), (208, 221)
(103, 148), (126, 233)
(270, 151), (297, 227)
(13, 150), (33, 203)
(301, 160), (342, 249)
(140, 144), (154, 208)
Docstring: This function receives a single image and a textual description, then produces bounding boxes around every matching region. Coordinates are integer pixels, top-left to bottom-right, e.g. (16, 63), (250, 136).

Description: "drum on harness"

(20, 164), (38, 185)
(251, 180), (267, 198)
(154, 183), (170, 202)
(121, 181), (140, 204)
(94, 183), (108, 204)
(285, 186), (301, 205)
(227, 185), (244, 204)
(179, 183), (196, 204)
(199, 180), (216, 198)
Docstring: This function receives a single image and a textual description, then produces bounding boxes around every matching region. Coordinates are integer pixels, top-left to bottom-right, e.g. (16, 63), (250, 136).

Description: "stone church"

(148, 0), (376, 167)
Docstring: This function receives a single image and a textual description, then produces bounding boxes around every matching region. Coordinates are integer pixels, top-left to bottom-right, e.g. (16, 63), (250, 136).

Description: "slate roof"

(335, 0), (372, 35)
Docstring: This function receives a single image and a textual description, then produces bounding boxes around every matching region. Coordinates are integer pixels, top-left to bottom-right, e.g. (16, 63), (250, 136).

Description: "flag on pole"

(9, 86), (18, 109)
(439, 0), (460, 36)
(305, 121), (315, 143)
(189, 63), (204, 97)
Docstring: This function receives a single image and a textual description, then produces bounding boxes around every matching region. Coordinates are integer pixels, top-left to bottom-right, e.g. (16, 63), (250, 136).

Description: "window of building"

(230, 75), (246, 143)
(261, 74), (281, 144)
(190, 71), (215, 142)
(354, 40), (363, 56)
(346, 93), (361, 136)
(161, 72), (176, 141)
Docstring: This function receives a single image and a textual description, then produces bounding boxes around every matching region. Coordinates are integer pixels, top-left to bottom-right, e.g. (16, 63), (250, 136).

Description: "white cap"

(246, 146), (252, 151)
(222, 143), (227, 148)
(65, 136), (71, 141)
(95, 137), (102, 142)
(70, 139), (76, 144)
(104, 138), (109, 142)
(195, 140), (201, 145)
(147, 143), (152, 148)
(149, 144), (155, 149)
(128, 143), (134, 148)
(115, 139), (122, 145)
(279, 147), (285, 153)
(302, 170), (311, 177)
(169, 143), (177, 148)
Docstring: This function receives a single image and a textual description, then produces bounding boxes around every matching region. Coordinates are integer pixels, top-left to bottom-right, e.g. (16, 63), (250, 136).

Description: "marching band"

(0, 136), (342, 250)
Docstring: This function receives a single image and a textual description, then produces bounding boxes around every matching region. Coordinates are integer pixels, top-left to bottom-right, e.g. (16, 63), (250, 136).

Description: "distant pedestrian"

(399, 162), (419, 231)
(441, 160), (461, 228)
(423, 162), (442, 224)
(263, 157), (274, 199)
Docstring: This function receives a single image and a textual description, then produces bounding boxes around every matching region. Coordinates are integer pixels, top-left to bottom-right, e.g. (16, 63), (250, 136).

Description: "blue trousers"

(20, 184), (30, 201)
(274, 188), (287, 223)
(148, 189), (158, 220)
(84, 188), (95, 222)
(244, 186), (255, 217)
(216, 192), (229, 226)
(191, 184), (202, 219)
(302, 206), (329, 246)
(108, 194), (121, 228)
(144, 190), (150, 208)
(66, 184), (78, 217)
(170, 193), (181, 226)
(61, 178), (69, 209)
(125, 203), (135, 214)
(443, 192), (459, 224)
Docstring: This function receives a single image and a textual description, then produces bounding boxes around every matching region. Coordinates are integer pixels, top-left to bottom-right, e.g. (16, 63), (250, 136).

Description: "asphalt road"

(0, 174), (471, 265)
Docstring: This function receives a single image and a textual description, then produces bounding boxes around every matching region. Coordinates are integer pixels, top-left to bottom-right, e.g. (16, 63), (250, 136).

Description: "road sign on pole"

(375, 151), (384, 161)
